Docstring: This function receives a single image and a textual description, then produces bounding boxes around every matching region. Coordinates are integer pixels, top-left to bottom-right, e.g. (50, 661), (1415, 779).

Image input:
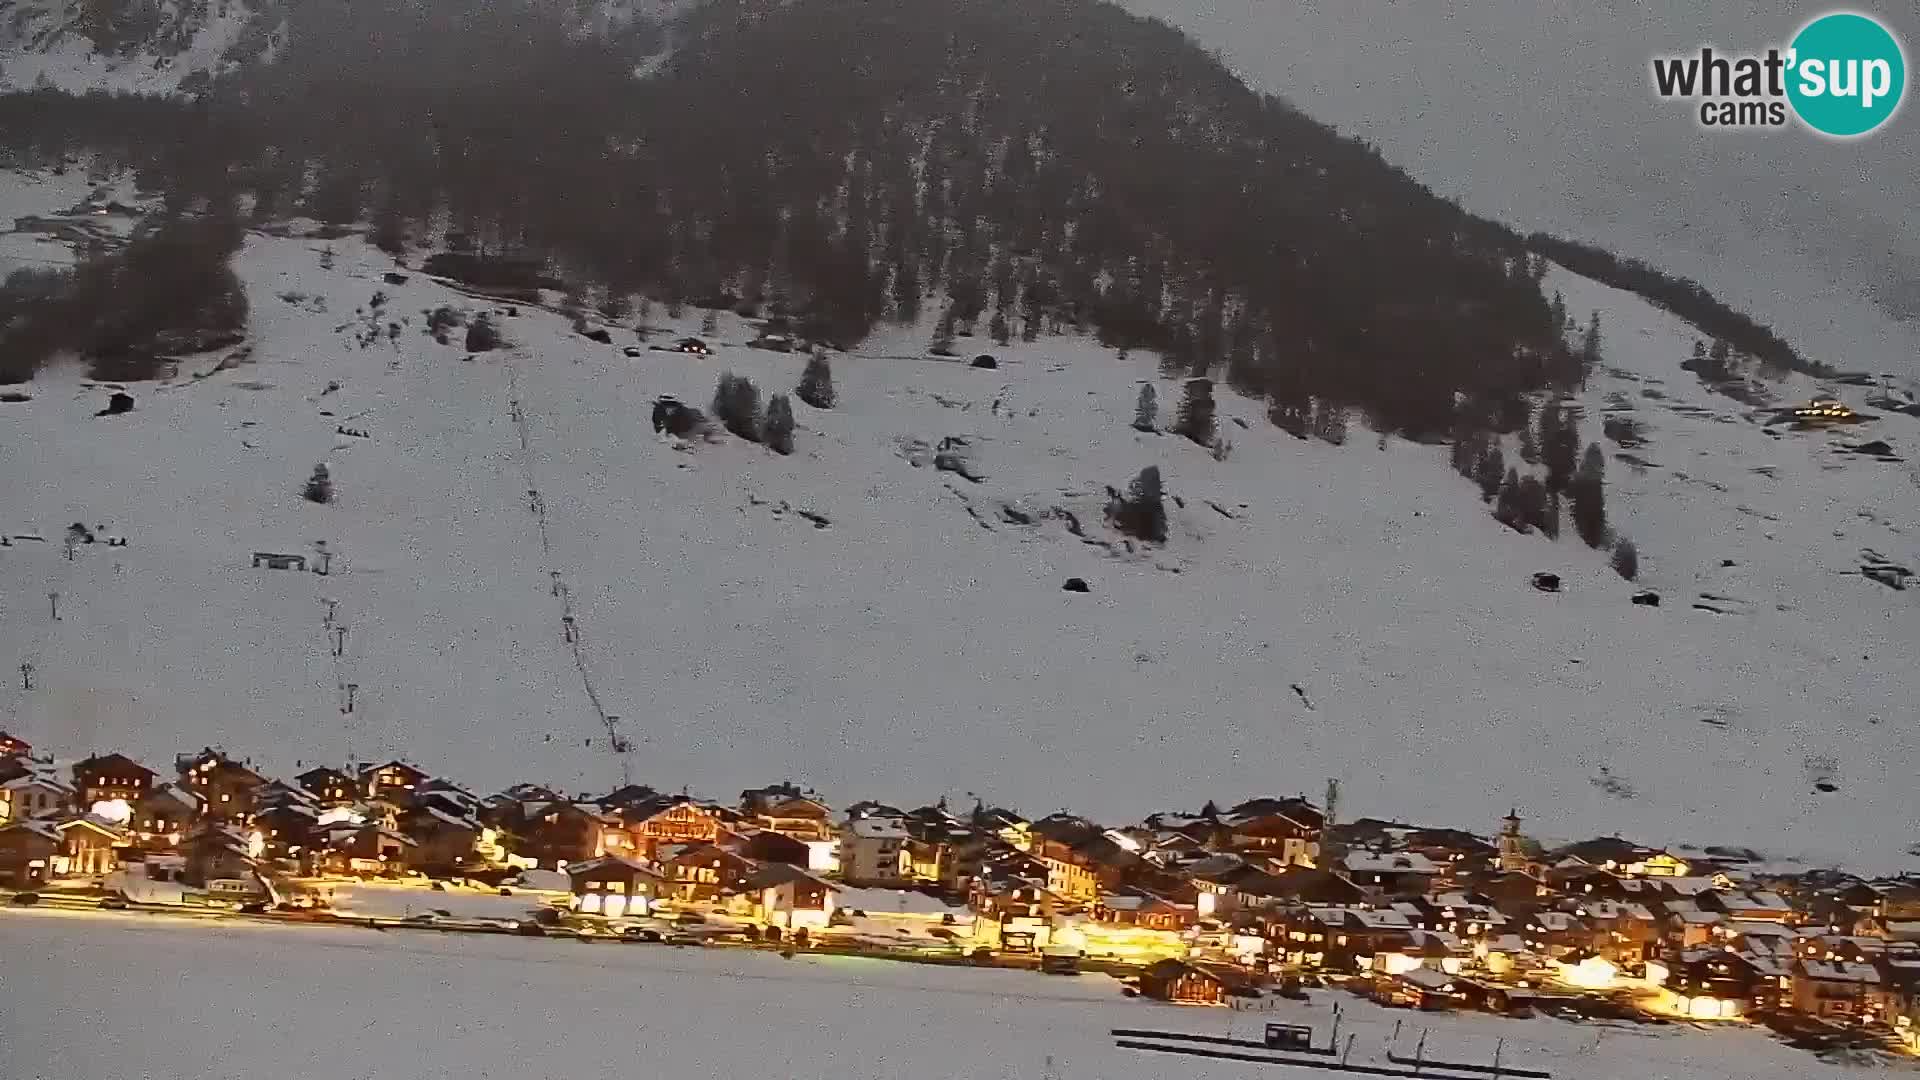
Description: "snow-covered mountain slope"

(0, 0), (276, 93)
(0, 0), (684, 93)
(2, 209), (1916, 871)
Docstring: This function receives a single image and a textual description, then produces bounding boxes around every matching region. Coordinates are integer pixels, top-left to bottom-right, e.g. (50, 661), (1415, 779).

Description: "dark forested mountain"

(0, 0), (1801, 433)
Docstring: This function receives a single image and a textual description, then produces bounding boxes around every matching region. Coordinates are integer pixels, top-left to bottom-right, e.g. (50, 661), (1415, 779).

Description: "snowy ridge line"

(506, 356), (630, 784)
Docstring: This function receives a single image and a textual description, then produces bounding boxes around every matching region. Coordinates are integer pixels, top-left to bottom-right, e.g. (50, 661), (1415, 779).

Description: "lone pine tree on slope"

(763, 393), (796, 455)
(1173, 378), (1216, 446)
(1133, 383), (1157, 432)
(796, 352), (836, 408)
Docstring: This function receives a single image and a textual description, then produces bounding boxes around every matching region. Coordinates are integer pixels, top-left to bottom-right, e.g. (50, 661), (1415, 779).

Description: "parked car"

(100, 895), (130, 910)
(10, 892), (40, 906)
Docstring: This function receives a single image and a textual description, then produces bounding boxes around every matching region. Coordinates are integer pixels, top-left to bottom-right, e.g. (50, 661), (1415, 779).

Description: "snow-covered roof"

(566, 854), (660, 880)
(846, 817), (909, 840)
(3, 772), (72, 793)
(837, 887), (962, 916)
(1351, 908), (1414, 931)
(1800, 961), (1880, 984)
(1532, 912), (1581, 932)
(147, 784), (203, 811)
(1, 819), (60, 842)
(1672, 909), (1725, 925)
(1343, 850), (1439, 875)
(1395, 967), (1457, 991)
(418, 805), (480, 832)
(1405, 929), (1464, 953)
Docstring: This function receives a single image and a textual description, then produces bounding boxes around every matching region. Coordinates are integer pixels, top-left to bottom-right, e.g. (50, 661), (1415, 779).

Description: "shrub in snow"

(1612, 537), (1640, 580)
(1210, 434), (1232, 462)
(304, 463), (333, 504)
(701, 309), (720, 336)
(1173, 378), (1215, 446)
(763, 393), (796, 455)
(1106, 465), (1167, 543)
(465, 314), (502, 353)
(796, 353), (835, 409)
(426, 306), (465, 343)
(1133, 383), (1157, 432)
(652, 397), (704, 438)
(712, 372), (763, 442)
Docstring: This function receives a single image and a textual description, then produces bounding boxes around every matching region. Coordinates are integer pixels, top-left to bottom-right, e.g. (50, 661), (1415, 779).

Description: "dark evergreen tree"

(930, 307), (957, 355)
(1173, 377), (1216, 446)
(712, 372), (763, 442)
(303, 463), (333, 504)
(1611, 537), (1639, 580)
(989, 308), (1010, 346)
(1132, 383), (1157, 433)
(763, 393), (796, 455)
(1581, 311), (1602, 366)
(700, 308), (719, 337)
(1494, 467), (1525, 530)
(1449, 425), (1483, 478)
(1475, 444), (1506, 501)
(796, 352), (836, 409)
(1570, 443), (1608, 547)
(1549, 291), (1567, 333)
(1518, 408), (1541, 463)
(1107, 465), (1167, 543)
(1517, 476), (1551, 535)
(371, 206), (407, 257)
(1541, 406), (1579, 494)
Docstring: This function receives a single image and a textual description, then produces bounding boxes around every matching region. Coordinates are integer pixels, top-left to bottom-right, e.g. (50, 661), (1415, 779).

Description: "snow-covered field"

(1, 179), (1916, 870)
(0, 911), (1844, 1080)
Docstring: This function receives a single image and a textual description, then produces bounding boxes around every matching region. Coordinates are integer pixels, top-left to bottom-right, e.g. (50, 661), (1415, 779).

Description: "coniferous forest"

(0, 0), (1809, 444)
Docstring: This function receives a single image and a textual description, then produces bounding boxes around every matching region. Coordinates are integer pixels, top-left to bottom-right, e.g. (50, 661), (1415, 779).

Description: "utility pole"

(333, 626), (347, 657)
(343, 683), (358, 714)
(20, 662), (34, 691)
(48, 592), (60, 621)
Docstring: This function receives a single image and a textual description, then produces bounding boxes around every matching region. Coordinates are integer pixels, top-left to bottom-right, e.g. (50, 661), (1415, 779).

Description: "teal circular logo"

(1787, 12), (1906, 137)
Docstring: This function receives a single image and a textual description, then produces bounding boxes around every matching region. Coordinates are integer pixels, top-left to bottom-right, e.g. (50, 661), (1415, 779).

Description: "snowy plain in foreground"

(0, 911), (1852, 1080)
(1, 165), (1916, 871)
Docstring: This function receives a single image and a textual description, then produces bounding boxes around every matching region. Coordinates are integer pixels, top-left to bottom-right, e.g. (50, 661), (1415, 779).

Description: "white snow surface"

(0, 0), (269, 93)
(2, 215), (1917, 872)
(0, 911), (1851, 1080)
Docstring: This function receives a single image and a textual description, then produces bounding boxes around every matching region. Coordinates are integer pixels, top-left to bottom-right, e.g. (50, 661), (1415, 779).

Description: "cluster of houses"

(2, 733), (1917, 1051)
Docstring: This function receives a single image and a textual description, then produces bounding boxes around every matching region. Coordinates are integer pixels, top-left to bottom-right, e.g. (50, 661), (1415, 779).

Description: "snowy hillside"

(2, 192), (1916, 872)
(0, 0), (275, 93)
(0, 0), (684, 93)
